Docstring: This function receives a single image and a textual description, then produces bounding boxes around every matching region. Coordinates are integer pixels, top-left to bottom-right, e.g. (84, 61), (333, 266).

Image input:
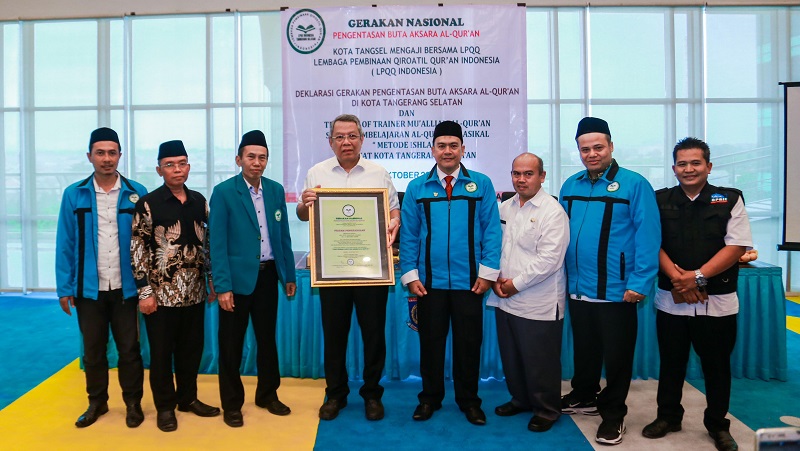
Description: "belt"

(259, 260), (275, 271)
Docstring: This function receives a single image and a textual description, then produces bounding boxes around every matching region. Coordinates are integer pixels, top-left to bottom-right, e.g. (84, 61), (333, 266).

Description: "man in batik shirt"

(131, 140), (219, 432)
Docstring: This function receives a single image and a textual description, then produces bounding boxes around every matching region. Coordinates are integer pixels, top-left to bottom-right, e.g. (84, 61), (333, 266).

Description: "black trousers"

(417, 288), (483, 409)
(144, 301), (205, 412)
(218, 263), (281, 411)
(319, 285), (388, 401)
(75, 290), (143, 405)
(495, 308), (563, 421)
(568, 298), (638, 421)
(655, 310), (737, 433)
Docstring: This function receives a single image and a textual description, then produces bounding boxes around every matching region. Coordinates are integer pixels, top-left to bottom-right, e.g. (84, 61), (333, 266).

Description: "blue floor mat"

(0, 294), (80, 409)
(314, 378), (592, 450)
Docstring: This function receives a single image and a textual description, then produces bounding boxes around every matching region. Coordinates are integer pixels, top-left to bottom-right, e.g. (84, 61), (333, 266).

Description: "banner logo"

(287, 9), (325, 54)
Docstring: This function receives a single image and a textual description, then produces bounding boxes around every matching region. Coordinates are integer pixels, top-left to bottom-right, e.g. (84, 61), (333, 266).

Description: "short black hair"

(673, 137), (710, 163)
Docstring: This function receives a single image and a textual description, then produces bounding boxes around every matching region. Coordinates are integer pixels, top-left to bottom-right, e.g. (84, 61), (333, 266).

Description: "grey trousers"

(495, 308), (563, 421)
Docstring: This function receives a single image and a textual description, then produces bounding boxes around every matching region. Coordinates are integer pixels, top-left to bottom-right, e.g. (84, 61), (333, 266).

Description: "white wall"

(1, 0), (797, 21)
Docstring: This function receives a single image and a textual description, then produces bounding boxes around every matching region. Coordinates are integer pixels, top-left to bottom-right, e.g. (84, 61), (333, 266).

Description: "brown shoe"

(365, 399), (384, 421)
(709, 431), (738, 451)
(319, 398), (347, 421)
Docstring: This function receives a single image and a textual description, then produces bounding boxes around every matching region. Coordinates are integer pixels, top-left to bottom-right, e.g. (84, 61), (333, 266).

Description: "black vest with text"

(656, 183), (742, 295)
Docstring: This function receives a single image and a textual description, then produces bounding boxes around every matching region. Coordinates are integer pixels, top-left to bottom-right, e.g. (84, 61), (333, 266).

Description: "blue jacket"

(209, 173), (296, 295)
(400, 164), (501, 290)
(558, 160), (661, 301)
(55, 173), (148, 300)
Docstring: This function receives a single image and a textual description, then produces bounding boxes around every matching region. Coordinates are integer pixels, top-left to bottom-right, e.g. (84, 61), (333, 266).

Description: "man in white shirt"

(642, 137), (751, 451)
(297, 114), (400, 422)
(488, 153), (569, 433)
(56, 127), (147, 428)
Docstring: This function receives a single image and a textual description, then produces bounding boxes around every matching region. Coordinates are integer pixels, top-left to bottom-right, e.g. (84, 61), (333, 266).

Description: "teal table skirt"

(105, 261), (786, 382)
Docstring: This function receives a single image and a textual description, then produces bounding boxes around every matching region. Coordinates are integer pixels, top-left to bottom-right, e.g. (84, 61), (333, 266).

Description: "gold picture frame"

(308, 188), (395, 287)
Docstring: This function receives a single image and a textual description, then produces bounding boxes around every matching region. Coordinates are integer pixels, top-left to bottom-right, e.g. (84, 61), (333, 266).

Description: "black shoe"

(365, 399), (384, 421)
(528, 415), (557, 432)
(596, 419), (626, 445)
(256, 399), (291, 416)
(495, 401), (528, 417)
(156, 410), (178, 432)
(223, 410), (244, 428)
(642, 418), (682, 439)
(75, 402), (109, 428)
(412, 403), (440, 421)
(709, 431), (738, 451)
(461, 406), (487, 426)
(561, 392), (599, 416)
(125, 402), (144, 428)
(177, 399), (220, 417)
(318, 398), (347, 421)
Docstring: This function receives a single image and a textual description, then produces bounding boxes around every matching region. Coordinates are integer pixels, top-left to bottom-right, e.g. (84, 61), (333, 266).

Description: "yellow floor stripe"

(788, 296), (800, 305)
(788, 316), (800, 334)
(0, 359), (326, 450)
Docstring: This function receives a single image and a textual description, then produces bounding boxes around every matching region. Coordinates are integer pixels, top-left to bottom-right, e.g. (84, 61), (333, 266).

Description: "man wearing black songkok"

(131, 140), (220, 432)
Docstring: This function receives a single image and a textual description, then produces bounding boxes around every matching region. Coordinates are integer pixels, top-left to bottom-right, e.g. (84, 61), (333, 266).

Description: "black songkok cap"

(575, 117), (611, 140)
(433, 120), (463, 142)
(89, 127), (120, 152)
(238, 130), (268, 150)
(157, 140), (188, 161)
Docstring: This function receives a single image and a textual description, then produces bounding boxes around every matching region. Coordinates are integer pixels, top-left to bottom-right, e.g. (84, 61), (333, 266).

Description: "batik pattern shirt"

(131, 184), (208, 307)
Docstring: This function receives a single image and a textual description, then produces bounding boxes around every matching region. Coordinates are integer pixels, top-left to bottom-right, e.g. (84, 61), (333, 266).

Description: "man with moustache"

(56, 127), (147, 428)
(487, 153), (569, 433)
(209, 130), (297, 428)
(131, 140), (219, 432)
(400, 120), (501, 426)
(297, 114), (400, 421)
(642, 138), (751, 451)
(558, 117), (660, 445)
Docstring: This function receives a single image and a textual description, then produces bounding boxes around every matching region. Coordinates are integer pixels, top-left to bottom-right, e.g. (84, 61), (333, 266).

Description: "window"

(0, 7), (797, 290)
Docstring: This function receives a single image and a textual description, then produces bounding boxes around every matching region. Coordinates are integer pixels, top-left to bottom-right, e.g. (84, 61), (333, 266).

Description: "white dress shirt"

(245, 178), (274, 261)
(94, 174), (122, 291)
(654, 196), (753, 317)
(303, 155), (399, 210)
(486, 188), (569, 321)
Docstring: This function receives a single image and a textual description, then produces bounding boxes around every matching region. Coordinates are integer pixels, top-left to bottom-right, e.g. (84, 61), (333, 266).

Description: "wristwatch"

(694, 269), (708, 291)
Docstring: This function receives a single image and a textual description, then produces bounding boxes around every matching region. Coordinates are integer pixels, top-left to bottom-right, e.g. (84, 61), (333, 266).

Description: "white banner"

(282, 5), (527, 199)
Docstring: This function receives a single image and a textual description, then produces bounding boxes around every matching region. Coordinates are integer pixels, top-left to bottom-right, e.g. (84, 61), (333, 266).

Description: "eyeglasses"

(511, 171), (537, 178)
(161, 161), (189, 171)
(332, 134), (361, 142)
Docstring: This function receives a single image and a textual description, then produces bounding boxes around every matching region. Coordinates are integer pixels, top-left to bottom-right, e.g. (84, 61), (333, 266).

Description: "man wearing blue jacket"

(209, 130), (297, 428)
(558, 117), (661, 445)
(56, 127), (147, 429)
(400, 120), (502, 426)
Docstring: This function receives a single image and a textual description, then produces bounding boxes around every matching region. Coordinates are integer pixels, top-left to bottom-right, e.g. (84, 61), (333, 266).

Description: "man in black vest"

(642, 137), (751, 451)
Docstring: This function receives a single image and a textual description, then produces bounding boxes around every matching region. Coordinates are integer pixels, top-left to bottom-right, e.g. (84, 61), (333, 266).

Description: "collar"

(436, 166), (461, 184)
(244, 176), (262, 194)
(425, 163), (471, 184)
(331, 155), (365, 173)
(677, 182), (714, 204)
(576, 159), (620, 182)
(92, 173), (121, 194)
(514, 187), (549, 209)
(159, 184), (192, 203)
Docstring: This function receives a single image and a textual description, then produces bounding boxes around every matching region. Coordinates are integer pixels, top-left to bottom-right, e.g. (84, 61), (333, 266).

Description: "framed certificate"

(308, 188), (395, 287)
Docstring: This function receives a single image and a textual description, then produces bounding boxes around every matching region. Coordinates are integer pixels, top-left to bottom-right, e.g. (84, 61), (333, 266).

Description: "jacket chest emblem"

(606, 182), (620, 192)
(274, 209), (282, 221)
(128, 193), (140, 203)
(710, 193), (728, 204)
(465, 182), (477, 193)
